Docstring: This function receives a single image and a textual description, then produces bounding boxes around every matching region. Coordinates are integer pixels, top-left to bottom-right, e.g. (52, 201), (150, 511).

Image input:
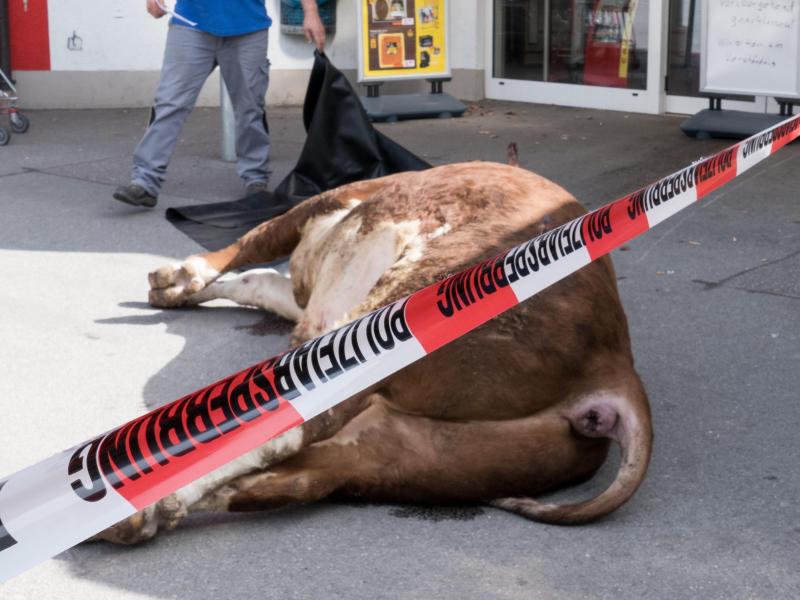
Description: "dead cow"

(98, 161), (653, 544)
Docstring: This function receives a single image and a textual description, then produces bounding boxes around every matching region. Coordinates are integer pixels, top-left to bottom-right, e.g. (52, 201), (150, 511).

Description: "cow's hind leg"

(192, 403), (610, 514)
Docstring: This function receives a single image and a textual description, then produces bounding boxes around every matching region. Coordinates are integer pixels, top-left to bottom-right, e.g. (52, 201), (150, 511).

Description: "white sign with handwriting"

(701, 0), (800, 97)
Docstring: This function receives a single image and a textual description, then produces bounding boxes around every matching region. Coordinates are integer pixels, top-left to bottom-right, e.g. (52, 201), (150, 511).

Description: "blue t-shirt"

(173, 0), (272, 37)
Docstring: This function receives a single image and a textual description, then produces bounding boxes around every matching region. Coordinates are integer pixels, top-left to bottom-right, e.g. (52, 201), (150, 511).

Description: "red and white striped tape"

(1, 114), (798, 583)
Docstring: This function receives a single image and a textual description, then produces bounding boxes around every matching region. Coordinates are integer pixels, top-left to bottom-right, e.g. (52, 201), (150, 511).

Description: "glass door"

(664, 0), (765, 114)
(486, 0), (663, 113)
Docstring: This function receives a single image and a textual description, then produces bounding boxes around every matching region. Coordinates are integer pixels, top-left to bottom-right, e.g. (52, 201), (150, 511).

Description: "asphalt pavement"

(0, 101), (798, 599)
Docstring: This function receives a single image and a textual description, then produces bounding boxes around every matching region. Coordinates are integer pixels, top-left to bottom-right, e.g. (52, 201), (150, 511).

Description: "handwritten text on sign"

(702, 0), (800, 96)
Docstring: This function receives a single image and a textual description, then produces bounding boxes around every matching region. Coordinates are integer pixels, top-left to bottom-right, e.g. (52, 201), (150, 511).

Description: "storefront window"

(493, 0), (648, 89)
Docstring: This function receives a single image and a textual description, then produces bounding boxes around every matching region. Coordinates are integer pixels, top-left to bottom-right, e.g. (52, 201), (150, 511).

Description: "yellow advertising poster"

(359, 0), (450, 81)
(618, 0), (639, 80)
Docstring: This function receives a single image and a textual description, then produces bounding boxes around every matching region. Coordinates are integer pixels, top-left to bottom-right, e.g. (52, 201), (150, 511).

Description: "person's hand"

(301, 1), (326, 50)
(146, 0), (167, 19)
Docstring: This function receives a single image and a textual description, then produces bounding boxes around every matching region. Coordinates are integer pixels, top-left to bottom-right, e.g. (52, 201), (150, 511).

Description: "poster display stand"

(356, 0), (465, 122)
(681, 0), (800, 139)
(681, 96), (796, 140)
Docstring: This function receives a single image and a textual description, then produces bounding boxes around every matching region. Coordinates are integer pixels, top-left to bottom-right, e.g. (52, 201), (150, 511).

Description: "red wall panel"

(8, 0), (50, 71)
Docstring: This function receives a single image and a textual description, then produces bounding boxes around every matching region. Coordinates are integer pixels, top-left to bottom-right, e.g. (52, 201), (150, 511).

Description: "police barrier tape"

(1, 115), (799, 583)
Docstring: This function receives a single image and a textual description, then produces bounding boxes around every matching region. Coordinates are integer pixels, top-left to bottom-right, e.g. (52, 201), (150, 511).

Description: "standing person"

(113, 0), (326, 208)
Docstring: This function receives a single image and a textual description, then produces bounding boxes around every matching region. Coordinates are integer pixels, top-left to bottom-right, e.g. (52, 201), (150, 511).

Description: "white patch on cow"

(374, 218), (451, 288)
(189, 268), (303, 321)
(174, 427), (304, 508)
(426, 222), (452, 241)
(303, 218), (423, 334)
(393, 219), (424, 261)
(290, 207), (358, 306)
(292, 198), (363, 273)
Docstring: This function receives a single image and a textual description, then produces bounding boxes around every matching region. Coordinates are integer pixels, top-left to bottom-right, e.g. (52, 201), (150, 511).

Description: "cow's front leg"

(147, 183), (376, 309)
(91, 427), (305, 544)
(92, 393), (372, 545)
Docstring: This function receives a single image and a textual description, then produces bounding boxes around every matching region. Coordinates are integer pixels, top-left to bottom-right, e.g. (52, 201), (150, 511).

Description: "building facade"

(2, 0), (780, 115)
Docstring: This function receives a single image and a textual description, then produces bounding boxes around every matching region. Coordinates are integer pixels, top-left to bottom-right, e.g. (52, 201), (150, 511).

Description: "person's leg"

(128, 26), (219, 198)
(216, 29), (272, 189)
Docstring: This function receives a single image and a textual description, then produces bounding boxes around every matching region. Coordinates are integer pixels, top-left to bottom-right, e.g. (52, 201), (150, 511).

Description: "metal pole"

(220, 73), (236, 162)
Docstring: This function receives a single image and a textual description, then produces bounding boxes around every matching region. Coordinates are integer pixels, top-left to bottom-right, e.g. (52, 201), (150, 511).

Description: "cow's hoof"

(158, 493), (189, 531)
(148, 257), (219, 308)
(89, 505), (160, 545)
(90, 494), (188, 545)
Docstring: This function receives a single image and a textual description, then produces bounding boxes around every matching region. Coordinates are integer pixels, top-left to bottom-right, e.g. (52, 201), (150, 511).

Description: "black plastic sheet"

(166, 51), (431, 252)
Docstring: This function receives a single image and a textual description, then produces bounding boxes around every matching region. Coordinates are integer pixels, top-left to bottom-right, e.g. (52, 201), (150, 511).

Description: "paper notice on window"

(701, 0), (800, 97)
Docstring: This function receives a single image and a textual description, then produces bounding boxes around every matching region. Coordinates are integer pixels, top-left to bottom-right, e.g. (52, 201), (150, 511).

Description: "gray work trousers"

(132, 25), (271, 196)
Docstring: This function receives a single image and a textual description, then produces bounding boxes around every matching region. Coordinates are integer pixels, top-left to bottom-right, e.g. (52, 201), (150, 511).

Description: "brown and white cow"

(97, 161), (652, 544)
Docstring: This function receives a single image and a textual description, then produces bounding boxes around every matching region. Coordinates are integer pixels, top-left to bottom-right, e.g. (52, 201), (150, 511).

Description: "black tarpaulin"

(165, 51), (431, 252)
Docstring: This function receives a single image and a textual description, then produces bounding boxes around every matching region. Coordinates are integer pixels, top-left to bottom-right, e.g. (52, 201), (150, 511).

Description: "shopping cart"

(0, 67), (30, 146)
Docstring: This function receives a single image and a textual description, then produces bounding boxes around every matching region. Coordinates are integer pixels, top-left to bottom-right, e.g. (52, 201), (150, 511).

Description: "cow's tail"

(491, 375), (652, 524)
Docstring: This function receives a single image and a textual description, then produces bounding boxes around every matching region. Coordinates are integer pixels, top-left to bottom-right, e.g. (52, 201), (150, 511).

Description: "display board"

(357, 0), (450, 82)
(700, 0), (800, 97)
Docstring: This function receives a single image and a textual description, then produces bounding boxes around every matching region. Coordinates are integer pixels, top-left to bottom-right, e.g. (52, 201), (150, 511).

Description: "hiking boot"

(113, 183), (158, 208)
(245, 180), (270, 195)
